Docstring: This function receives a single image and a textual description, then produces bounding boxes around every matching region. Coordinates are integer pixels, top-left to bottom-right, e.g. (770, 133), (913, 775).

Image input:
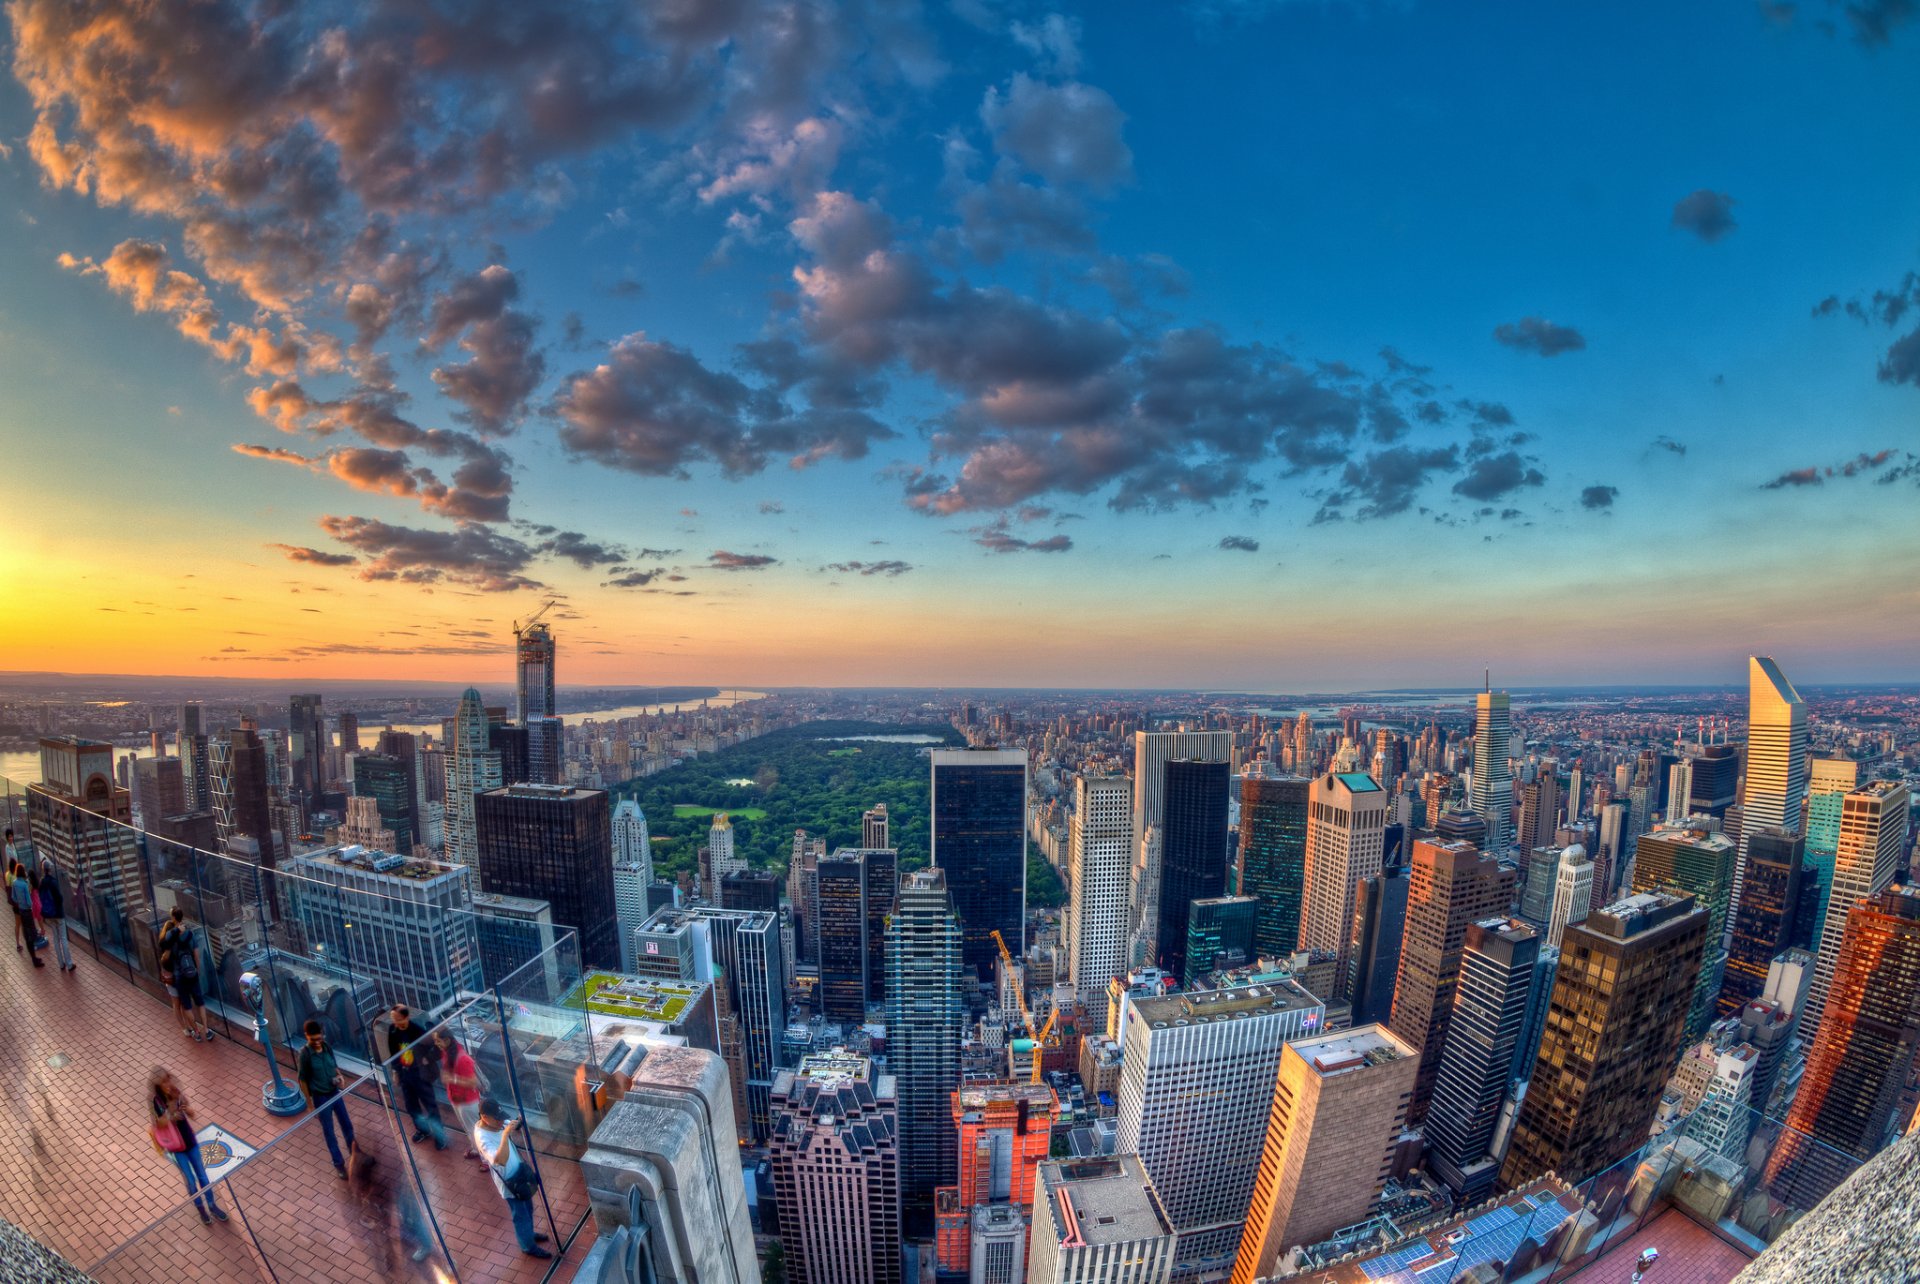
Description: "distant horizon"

(2, 669), (1917, 699)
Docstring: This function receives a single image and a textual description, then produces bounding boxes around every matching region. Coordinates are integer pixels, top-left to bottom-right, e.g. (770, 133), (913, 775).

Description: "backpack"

(171, 931), (199, 980)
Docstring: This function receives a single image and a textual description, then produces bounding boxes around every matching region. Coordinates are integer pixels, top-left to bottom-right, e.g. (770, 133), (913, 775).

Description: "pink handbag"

(151, 1118), (189, 1154)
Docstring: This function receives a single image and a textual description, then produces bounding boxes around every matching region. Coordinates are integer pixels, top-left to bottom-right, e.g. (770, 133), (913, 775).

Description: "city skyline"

(3, 3), (1919, 688)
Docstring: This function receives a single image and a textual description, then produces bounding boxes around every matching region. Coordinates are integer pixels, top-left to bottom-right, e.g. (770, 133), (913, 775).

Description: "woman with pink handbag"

(148, 1066), (228, 1225)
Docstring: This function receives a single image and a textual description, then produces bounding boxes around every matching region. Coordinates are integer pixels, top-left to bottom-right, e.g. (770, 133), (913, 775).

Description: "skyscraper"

(1500, 891), (1709, 1187)
(177, 701), (210, 812)
(1300, 771), (1388, 999)
(1469, 687), (1513, 853)
(1687, 744), (1741, 819)
(1117, 981), (1326, 1273)
(886, 868), (966, 1213)
(702, 812), (745, 903)
(1516, 772), (1560, 859)
(1229, 1025), (1420, 1283)
(934, 1081), (1058, 1277)
(1631, 822), (1738, 1041)
(863, 802), (891, 849)
(1069, 774), (1132, 1027)
(1183, 895), (1257, 985)
(1389, 838), (1516, 1123)
(210, 719), (279, 869)
(515, 620), (556, 723)
(1766, 885), (1920, 1208)
(351, 752), (417, 854)
(612, 798), (650, 868)
(1803, 756), (1860, 951)
(1423, 918), (1538, 1199)
(337, 711), (360, 755)
(444, 687), (503, 869)
(1133, 730), (1235, 966)
(1519, 844), (1561, 925)
(475, 783), (617, 969)
(611, 798), (655, 972)
(1236, 774), (1310, 957)
(767, 1050), (901, 1284)
(26, 737), (140, 910)
(289, 692), (325, 807)
(1802, 780), (1911, 1041)
(1155, 757), (1231, 983)
(131, 754), (186, 829)
(286, 845), (483, 1015)
(1718, 827), (1804, 1016)
(930, 747), (1028, 979)
(1030, 1156), (1176, 1284)
(1736, 656), (1808, 928)
(1350, 863), (1411, 1026)
(1547, 844), (1593, 948)
(818, 848), (871, 1021)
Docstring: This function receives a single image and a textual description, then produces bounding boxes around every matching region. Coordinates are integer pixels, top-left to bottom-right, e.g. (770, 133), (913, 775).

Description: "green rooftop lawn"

(576, 970), (695, 1022)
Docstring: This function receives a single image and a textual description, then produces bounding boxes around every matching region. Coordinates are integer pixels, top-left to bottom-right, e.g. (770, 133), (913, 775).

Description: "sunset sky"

(1, 1), (1917, 690)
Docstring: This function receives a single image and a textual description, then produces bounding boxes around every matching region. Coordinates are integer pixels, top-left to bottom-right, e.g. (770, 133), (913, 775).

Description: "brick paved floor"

(1568, 1207), (1756, 1284)
(0, 938), (592, 1282)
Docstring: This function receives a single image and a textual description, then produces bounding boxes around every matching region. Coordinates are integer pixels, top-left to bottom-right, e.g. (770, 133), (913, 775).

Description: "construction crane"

(513, 598), (558, 639)
(992, 929), (1054, 1083)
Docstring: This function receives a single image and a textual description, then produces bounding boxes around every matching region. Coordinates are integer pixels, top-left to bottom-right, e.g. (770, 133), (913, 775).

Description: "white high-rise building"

(1800, 780), (1911, 1040)
(1030, 1155), (1176, 1284)
(613, 798), (651, 868)
(1069, 775), (1132, 1028)
(705, 813), (744, 903)
(1667, 760), (1694, 826)
(443, 687), (502, 870)
(1115, 982), (1325, 1274)
(1735, 657), (1808, 929)
(1547, 845), (1593, 949)
(1469, 688), (1513, 853)
(1300, 771), (1388, 993)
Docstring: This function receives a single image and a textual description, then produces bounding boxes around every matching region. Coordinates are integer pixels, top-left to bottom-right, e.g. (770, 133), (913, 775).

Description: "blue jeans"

(314, 1096), (356, 1171)
(397, 1075), (447, 1146)
(507, 1193), (537, 1252)
(172, 1143), (222, 1212)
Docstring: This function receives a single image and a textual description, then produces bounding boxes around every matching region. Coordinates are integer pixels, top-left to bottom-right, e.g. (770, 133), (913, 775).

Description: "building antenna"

(1484, 667), (1490, 694)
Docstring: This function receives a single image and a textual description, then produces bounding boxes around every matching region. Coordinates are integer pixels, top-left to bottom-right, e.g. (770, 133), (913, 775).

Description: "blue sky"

(0, 0), (1916, 688)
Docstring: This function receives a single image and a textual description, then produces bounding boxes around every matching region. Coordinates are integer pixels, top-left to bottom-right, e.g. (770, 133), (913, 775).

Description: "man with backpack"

(161, 910), (212, 1041)
(35, 864), (72, 971)
(10, 860), (43, 969)
(474, 1097), (551, 1260)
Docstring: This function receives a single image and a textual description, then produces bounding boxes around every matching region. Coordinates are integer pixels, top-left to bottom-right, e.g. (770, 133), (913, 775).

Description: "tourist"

(11, 861), (43, 968)
(164, 921), (213, 1042)
(158, 907), (190, 1033)
(296, 1019), (358, 1180)
(385, 1005), (447, 1149)
(35, 863), (73, 972)
(474, 1097), (551, 1259)
(148, 1066), (228, 1224)
(432, 1029), (487, 1164)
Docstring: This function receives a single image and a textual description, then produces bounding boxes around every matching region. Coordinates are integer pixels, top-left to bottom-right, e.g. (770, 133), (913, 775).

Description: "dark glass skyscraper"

(474, 783), (617, 969)
(1156, 757), (1231, 984)
(1236, 774), (1309, 955)
(930, 749), (1027, 979)
(1424, 917), (1539, 1200)
(1351, 863), (1411, 1026)
(1500, 891), (1708, 1188)
(865, 848), (897, 1003)
(289, 693), (325, 805)
(1183, 895), (1257, 985)
(818, 849), (870, 1020)
(1687, 744), (1740, 818)
(1719, 827), (1804, 1016)
(351, 752), (417, 854)
(886, 868), (965, 1218)
(489, 723), (531, 786)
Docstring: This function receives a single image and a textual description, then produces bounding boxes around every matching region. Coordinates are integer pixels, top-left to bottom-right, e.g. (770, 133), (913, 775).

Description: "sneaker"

(32, 959), (44, 968)
(533, 1234), (550, 1244)
(410, 1248), (431, 1263)
(523, 1247), (553, 1260)
(198, 1208), (212, 1225)
(410, 1130), (429, 1143)
(433, 1138), (446, 1151)
(336, 1166), (349, 1181)
(211, 1207), (229, 1223)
